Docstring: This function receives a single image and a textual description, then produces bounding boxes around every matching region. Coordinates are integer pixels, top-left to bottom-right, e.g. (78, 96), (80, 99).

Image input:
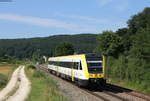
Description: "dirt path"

(0, 66), (31, 101)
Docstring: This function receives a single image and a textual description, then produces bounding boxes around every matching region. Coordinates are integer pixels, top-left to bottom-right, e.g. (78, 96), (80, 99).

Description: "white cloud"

(0, 13), (127, 33)
(0, 13), (102, 33)
(96, 0), (130, 12)
(0, 14), (73, 29)
(114, 1), (130, 12)
(55, 13), (127, 32)
(96, 0), (113, 6)
(56, 13), (110, 24)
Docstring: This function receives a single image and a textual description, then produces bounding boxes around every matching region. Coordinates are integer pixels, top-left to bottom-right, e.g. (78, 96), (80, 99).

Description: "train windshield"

(86, 53), (103, 74)
(88, 62), (102, 67)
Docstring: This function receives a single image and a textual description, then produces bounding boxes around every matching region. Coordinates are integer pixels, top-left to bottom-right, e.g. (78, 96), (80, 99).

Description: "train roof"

(48, 53), (103, 62)
(49, 53), (102, 59)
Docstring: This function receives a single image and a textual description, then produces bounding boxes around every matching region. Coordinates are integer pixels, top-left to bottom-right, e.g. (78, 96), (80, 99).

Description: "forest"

(0, 34), (97, 61)
(0, 7), (150, 93)
(95, 7), (150, 93)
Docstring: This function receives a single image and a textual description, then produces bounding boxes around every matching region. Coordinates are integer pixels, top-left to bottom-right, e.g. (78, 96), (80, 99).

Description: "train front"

(85, 53), (106, 85)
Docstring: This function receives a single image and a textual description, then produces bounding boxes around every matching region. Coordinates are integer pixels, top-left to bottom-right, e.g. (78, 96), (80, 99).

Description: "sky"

(0, 0), (149, 39)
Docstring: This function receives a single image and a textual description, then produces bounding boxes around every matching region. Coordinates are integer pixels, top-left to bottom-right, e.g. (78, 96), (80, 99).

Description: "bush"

(27, 65), (36, 70)
(26, 68), (67, 101)
(0, 74), (7, 87)
(46, 77), (57, 88)
(33, 71), (46, 78)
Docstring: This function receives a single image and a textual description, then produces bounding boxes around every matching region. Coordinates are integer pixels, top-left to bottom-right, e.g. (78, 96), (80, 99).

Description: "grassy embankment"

(25, 65), (68, 101)
(0, 64), (18, 90)
(108, 79), (150, 94)
(106, 57), (150, 94)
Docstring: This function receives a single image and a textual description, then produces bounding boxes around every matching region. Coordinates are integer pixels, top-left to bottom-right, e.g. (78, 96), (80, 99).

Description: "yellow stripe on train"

(88, 73), (104, 78)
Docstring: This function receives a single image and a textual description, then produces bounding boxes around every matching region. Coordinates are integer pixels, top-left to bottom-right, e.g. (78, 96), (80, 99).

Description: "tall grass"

(0, 74), (7, 88)
(107, 56), (150, 94)
(25, 65), (68, 101)
(0, 64), (18, 90)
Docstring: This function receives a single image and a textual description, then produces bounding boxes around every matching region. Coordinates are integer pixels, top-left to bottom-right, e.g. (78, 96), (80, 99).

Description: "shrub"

(46, 77), (57, 88)
(0, 74), (7, 87)
(33, 71), (46, 78)
(27, 65), (36, 70)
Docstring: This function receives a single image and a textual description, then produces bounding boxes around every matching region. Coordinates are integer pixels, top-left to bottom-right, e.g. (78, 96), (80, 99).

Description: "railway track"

(37, 65), (150, 101)
(105, 84), (150, 101)
(37, 65), (110, 101)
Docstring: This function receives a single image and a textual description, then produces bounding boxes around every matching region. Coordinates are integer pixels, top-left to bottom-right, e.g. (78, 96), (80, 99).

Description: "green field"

(25, 65), (68, 101)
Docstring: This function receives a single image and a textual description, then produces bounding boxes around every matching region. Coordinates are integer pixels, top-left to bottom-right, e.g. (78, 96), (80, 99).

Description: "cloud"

(0, 14), (74, 29)
(0, 13), (127, 33)
(55, 13), (127, 32)
(96, 0), (130, 12)
(55, 13), (111, 24)
(0, 13), (104, 33)
(96, 0), (113, 6)
(114, 0), (130, 12)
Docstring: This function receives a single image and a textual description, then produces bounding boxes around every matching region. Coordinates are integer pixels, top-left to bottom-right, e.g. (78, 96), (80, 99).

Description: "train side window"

(49, 61), (55, 65)
(73, 62), (78, 69)
(48, 61), (51, 64)
(78, 61), (82, 70)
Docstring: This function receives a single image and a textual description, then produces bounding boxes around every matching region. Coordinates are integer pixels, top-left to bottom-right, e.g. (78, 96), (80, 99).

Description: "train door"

(71, 60), (75, 81)
(78, 61), (82, 70)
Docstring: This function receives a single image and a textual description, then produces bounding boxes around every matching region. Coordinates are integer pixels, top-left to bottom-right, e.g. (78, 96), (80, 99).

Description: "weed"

(25, 67), (68, 101)
(0, 74), (7, 87)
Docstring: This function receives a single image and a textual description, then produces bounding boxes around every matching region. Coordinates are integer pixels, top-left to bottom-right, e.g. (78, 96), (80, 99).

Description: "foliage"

(129, 28), (150, 58)
(55, 42), (74, 56)
(95, 31), (122, 57)
(27, 65), (36, 70)
(95, 7), (150, 93)
(26, 68), (68, 101)
(0, 34), (97, 60)
(127, 7), (150, 34)
(0, 74), (7, 87)
(33, 71), (47, 78)
(116, 28), (128, 36)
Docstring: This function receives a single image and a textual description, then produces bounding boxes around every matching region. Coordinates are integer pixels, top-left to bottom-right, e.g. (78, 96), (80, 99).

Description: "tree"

(94, 31), (122, 57)
(129, 28), (150, 59)
(55, 42), (74, 56)
(127, 7), (150, 34)
(0, 34), (96, 59)
(116, 28), (132, 53)
(116, 28), (128, 36)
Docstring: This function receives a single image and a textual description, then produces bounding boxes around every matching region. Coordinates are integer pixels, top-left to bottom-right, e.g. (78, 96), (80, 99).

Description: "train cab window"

(88, 63), (102, 67)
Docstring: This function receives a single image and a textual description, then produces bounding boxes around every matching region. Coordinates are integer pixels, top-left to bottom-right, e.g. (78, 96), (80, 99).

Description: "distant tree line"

(0, 34), (97, 61)
(95, 7), (150, 93)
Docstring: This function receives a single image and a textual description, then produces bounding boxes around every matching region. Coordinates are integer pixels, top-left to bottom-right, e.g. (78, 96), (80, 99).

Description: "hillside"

(0, 34), (97, 59)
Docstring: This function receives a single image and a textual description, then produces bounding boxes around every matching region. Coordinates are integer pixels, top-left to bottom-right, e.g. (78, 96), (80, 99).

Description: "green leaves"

(127, 7), (150, 34)
(95, 31), (122, 56)
(55, 42), (74, 56)
(95, 8), (150, 93)
(0, 34), (97, 59)
(130, 28), (150, 59)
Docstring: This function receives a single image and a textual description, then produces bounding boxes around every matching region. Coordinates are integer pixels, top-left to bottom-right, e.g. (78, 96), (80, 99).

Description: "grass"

(0, 65), (14, 75)
(108, 78), (150, 94)
(25, 65), (68, 101)
(0, 64), (18, 90)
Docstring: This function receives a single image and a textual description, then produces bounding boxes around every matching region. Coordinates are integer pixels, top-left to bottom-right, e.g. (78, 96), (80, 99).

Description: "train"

(48, 53), (106, 87)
